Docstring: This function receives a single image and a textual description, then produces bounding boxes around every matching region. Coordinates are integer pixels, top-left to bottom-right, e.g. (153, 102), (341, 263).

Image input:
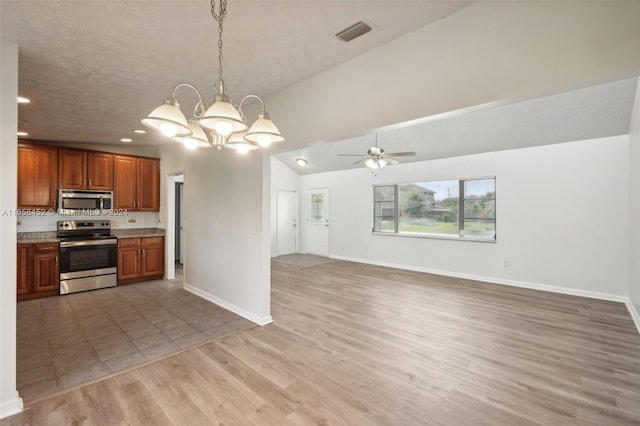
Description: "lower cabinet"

(117, 236), (164, 284)
(17, 242), (60, 301)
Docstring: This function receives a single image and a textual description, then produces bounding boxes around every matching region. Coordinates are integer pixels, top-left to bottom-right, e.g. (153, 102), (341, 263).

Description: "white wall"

(629, 78), (640, 329)
(270, 156), (300, 256)
(159, 144), (272, 325)
(300, 136), (630, 300)
(264, 1), (640, 151)
(0, 42), (23, 419)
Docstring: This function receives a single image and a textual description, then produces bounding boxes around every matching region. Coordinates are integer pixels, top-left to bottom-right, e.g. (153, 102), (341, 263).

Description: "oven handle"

(60, 239), (117, 248)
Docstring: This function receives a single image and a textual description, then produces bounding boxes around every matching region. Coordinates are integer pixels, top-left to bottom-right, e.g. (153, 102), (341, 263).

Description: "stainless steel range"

(57, 220), (117, 295)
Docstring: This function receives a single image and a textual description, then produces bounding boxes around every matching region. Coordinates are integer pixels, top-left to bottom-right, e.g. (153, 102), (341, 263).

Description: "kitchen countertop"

(17, 228), (165, 244)
(111, 228), (166, 238)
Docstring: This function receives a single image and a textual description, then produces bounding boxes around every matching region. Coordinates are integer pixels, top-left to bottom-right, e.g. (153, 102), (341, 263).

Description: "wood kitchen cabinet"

(17, 242), (60, 301)
(117, 236), (164, 284)
(59, 149), (113, 190)
(114, 156), (159, 211)
(17, 244), (31, 297)
(17, 143), (58, 209)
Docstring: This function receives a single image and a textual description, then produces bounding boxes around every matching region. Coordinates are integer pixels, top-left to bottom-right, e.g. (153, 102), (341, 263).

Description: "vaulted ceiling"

(2, 1), (639, 175)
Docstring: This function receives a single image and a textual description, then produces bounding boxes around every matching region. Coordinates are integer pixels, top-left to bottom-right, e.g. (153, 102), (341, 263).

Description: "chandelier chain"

(211, 0), (227, 84)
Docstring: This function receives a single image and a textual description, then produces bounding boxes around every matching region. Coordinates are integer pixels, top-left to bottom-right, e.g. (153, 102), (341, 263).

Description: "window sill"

(372, 231), (496, 243)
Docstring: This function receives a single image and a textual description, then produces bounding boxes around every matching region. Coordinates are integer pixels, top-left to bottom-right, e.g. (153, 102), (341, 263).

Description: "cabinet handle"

(142, 249), (146, 257)
(137, 248), (141, 257)
(84, 179), (87, 187)
(88, 178), (92, 187)
(39, 247), (55, 251)
(53, 199), (57, 209)
(55, 256), (58, 265)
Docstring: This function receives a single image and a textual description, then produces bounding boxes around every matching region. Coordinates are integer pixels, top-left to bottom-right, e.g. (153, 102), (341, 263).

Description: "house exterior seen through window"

(373, 177), (496, 241)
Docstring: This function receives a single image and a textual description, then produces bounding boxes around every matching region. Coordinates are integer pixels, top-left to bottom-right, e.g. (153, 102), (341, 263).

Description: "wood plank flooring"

(2, 258), (640, 425)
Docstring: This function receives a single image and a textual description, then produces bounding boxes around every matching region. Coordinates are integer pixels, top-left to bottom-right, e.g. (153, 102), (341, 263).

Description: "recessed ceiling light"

(133, 129), (146, 134)
(17, 96), (30, 104)
(296, 158), (308, 167)
(17, 131), (28, 136)
(121, 138), (132, 143)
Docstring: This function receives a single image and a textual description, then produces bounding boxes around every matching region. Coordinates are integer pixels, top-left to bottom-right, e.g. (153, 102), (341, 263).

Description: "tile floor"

(17, 280), (255, 403)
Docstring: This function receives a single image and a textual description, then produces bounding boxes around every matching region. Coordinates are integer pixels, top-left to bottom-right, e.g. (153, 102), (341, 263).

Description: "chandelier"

(142, 0), (284, 154)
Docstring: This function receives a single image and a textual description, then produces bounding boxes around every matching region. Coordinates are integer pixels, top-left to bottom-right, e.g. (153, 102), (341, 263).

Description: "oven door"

(59, 239), (117, 277)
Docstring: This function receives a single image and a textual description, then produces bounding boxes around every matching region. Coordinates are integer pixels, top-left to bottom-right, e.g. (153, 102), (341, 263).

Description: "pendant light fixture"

(142, 0), (284, 152)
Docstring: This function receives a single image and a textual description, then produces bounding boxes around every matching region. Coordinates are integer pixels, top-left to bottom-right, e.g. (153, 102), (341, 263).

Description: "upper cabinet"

(18, 143), (58, 209)
(59, 149), (113, 190)
(18, 143), (159, 212)
(114, 155), (160, 211)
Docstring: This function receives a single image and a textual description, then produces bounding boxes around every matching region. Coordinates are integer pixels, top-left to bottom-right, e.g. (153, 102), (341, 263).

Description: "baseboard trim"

(626, 300), (640, 335)
(183, 283), (273, 326)
(0, 393), (23, 420)
(329, 255), (630, 303)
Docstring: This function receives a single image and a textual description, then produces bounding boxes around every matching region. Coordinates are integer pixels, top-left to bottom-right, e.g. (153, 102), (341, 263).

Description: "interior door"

(307, 188), (330, 257)
(277, 189), (298, 255)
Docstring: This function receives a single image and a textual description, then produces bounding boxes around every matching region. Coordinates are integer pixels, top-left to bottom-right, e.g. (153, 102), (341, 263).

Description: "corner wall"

(300, 136), (630, 300)
(629, 78), (640, 330)
(0, 41), (23, 419)
(159, 144), (272, 325)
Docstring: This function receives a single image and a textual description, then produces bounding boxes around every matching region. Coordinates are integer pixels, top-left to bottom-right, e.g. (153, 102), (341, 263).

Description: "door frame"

(306, 187), (330, 256)
(166, 171), (185, 282)
(276, 188), (299, 256)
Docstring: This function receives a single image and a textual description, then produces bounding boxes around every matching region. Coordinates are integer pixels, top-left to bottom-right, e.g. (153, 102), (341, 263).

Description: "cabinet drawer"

(118, 238), (141, 248)
(34, 242), (59, 253)
(141, 236), (163, 247)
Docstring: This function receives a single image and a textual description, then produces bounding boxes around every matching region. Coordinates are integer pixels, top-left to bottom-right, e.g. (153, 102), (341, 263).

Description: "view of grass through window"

(373, 177), (496, 240)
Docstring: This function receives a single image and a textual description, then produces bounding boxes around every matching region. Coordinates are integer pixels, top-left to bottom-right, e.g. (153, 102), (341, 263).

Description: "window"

(373, 177), (496, 241)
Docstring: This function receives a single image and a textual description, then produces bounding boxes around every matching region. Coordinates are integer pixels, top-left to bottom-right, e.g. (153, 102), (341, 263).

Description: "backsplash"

(16, 211), (161, 232)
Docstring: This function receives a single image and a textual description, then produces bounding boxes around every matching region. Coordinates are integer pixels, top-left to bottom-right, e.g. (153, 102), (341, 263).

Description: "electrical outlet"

(504, 260), (510, 267)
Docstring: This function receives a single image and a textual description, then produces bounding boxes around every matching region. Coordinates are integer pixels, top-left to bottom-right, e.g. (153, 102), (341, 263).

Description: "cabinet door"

(136, 158), (160, 211)
(17, 244), (31, 296)
(58, 149), (87, 189)
(141, 238), (164, 277)
(33, 253), (59, 293)
(114, 155), (137, 210)
(87, 152), (114, 190)
(118, 241), (141, 281)
(18, 144), (58, 209)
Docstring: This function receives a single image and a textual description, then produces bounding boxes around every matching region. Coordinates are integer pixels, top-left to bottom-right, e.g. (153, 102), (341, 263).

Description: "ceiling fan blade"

(338, 154), (366, 157)
(385, 152), (416, 157)
(384, 157), (399, 165)
(353, 157), (369, 165)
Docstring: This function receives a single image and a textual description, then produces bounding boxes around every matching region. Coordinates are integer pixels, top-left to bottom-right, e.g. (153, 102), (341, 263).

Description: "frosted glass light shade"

(199, 96), (248, 136)
(244, 112), (285, 147)
(142, 99), (191, 137)
(174, 120), (211, 149)
(225, 131), (258, 155)
(365, 158), (386, 170)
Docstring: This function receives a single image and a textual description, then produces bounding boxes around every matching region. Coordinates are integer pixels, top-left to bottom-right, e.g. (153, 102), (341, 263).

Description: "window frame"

(372, 176), (496, 242)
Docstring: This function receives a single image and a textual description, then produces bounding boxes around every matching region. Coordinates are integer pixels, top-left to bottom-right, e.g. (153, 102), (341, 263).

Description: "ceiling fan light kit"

(337, 134), (416, 169)
(142, 0), (284, 154)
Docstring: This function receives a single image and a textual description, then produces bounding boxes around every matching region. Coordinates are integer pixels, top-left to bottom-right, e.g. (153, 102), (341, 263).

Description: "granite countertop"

(111, 228), (166, 238)
(17, 228), (165, 244)
(17, 232), (58, 244)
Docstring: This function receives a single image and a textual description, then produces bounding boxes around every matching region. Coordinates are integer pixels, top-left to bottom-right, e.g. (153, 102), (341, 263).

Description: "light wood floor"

(3, 258), (640, 425)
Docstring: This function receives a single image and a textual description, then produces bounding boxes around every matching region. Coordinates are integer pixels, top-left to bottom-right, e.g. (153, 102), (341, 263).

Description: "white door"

(277, 189), (298, 255)
(307, 188), (329, 257)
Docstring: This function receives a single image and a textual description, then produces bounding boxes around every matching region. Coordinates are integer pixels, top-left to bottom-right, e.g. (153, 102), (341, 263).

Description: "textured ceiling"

(1, 0), (472, 146)
(275, 78), (639, 175)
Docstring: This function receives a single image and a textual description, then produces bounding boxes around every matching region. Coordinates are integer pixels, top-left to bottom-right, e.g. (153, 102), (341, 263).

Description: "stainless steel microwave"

(58, 189), (113, 214)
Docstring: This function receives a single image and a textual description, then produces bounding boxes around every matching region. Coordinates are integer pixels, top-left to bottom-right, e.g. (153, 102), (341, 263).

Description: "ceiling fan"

(338, 135), (415, 169)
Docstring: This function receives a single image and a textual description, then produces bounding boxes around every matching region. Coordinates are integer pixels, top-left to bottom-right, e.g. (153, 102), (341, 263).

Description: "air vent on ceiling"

(335, 20), (372, 43)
